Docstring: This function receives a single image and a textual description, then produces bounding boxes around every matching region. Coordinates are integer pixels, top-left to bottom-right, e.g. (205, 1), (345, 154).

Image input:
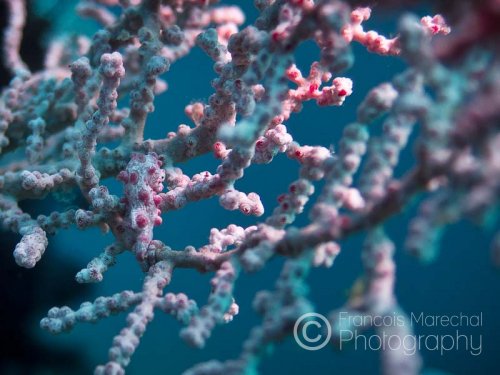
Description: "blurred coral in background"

(0, 0), (499, 374)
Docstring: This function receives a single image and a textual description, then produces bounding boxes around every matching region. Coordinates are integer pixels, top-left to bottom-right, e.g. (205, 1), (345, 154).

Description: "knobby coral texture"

(0, 0), (499, 374)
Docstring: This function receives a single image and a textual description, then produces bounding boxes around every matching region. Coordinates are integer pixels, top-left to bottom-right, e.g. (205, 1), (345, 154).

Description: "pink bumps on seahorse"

(118, 153), (165, 260)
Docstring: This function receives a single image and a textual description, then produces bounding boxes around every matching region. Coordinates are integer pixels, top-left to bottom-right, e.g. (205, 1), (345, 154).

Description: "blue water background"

(22, 2), (500, 374)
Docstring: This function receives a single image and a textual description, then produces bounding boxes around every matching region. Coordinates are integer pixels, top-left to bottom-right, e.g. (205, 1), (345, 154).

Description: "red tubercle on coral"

(117, 171), (129, 183)
(286, 69), (299, 81)
(135, 214), (148, 228)
(138, 189), (150, 204)
(241, 206), (251, 215)
(153, 195), (162, 206)
(271, 31), (285, 43)
(213, 141), (227, 159)
(129, 172), (138, 184)
(154, 216), (162, 226)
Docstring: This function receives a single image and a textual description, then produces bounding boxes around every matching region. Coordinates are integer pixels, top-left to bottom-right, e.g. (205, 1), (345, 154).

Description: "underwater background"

(0, 1), (499, 374)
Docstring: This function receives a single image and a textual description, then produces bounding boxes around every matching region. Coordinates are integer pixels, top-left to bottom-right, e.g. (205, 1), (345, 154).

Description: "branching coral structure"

(1, 0), (499, 374)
